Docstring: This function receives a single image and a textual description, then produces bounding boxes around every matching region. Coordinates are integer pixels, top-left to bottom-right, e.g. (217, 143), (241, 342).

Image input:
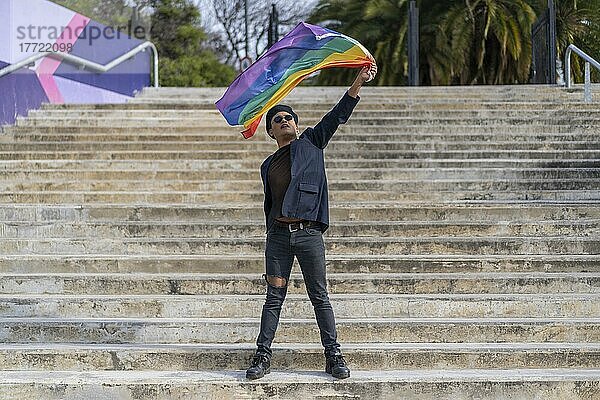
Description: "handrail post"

(565, 47), (572, 88)
(585, 62), (592, 103)
(564, 44), (600, 101)
(145, 42), (160, 88)
(153, 45), (159, 88)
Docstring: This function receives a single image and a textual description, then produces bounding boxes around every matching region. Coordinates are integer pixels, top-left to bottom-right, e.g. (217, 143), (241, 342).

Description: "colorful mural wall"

(0, 0), (152, 127)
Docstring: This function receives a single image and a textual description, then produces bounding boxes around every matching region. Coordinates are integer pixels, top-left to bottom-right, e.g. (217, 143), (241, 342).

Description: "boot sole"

(331, 370), (350, 379)
(246, 368), (271, 380)
(326, 367), (351, 380)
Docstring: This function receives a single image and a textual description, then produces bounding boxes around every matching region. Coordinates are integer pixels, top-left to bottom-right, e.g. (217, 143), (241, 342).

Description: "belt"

(275, 219), (321, 233)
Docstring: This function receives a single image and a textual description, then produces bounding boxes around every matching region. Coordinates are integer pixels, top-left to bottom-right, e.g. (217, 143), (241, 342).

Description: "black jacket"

(260, 92), (360, 232)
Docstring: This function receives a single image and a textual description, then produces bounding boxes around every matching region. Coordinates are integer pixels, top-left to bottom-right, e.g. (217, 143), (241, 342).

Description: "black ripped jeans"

(255, 221), (341, 358)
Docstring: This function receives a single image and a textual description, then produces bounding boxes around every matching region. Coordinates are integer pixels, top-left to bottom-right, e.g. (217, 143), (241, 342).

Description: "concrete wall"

(0, 0), (151, 127)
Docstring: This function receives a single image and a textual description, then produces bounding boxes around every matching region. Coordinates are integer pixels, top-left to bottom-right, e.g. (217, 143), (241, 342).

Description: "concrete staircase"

(0, 85), (599, 399)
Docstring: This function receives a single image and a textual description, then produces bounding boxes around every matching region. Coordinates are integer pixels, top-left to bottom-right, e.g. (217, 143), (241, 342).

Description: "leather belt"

(275, 220), (321, 233)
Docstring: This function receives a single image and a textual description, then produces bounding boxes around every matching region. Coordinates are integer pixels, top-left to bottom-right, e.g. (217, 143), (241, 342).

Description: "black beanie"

(265, 104), (298, 132)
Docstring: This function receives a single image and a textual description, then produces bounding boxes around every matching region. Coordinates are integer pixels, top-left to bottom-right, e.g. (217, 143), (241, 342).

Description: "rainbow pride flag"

(215, 22), (373, 139)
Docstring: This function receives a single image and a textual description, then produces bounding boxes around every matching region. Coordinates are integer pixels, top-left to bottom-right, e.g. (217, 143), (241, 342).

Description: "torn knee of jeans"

(265, 274), (287, 288)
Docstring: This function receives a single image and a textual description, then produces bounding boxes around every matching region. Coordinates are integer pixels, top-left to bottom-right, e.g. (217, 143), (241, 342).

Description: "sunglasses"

(273, 114), (294, 124)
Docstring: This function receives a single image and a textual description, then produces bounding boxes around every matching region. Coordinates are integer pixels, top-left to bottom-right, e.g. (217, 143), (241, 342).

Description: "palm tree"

(442, 0), (536, 84)
(309, 0), (599, 85)
(527, 0), (600, 82)
(309, 0), (410, 85)
(361, 0), (410, 85)
(311, 0), (536, 85)
(557, 0), (600, 81)
(310, 0), (458, 85)
(419, 0), (461, 85)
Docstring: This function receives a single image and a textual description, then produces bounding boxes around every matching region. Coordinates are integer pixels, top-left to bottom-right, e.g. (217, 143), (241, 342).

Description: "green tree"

(310, 0), (463, 85)
(311, 0), (600, 85)
(150, 0), (204, 59)
(418, 1), (458, 85)
(442, 0), (536, 84)
(149, 0), (236, 86)
(309, 0), (409, 85)
(529, 0), (600, 82)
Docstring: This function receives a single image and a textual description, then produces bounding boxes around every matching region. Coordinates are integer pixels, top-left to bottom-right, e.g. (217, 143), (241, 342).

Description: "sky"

(197, 0), (319, 35)
(196, 0), (320, 62)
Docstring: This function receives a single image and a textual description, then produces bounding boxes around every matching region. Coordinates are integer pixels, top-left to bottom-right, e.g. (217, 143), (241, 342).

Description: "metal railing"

(0, 41), (159, 88)
(565, 44), (600, 102)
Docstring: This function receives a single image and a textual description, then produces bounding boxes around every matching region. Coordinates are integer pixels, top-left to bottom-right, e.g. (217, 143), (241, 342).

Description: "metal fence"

(408, 0), (419, 86)
(531, 0), (557, 84)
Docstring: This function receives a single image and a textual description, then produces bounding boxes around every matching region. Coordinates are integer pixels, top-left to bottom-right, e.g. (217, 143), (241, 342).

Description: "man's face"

(269, 112), (297, 141)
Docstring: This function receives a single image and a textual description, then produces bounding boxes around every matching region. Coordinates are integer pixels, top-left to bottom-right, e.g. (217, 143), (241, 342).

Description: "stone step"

(141, 84), (589, 94)
(0, 203), (598, 222)
(134, 97), (595, 103)
(1, 254), (597, 274)
(40, 99), (600, 110)
(16, 116), (600, 128)
(12, 122), (600, 135)
(1, 343), (598, 371)
(2, 179), (598, 193)
(1, 273), (598, 296)
(3, 141), (600, 152)
(0, 149), (600, 159)
(0, 236), (597, 255)
(1, 317), (596, 343)
(29, 108), (600, 119)
(1, 168), (598, 182)
(8, 132), (600, 144)
(135, 94), (586, 102)
(7, 124), (600, 135)
(1, 220), (597, 239)
(137, 100), (593, 107)
(0, 201), (600, 222)
(1, 149), (597, 160)
(1, 159), (597, 170)
(143, 84), (593, 92)
(135, 94), (585, 102)
(3, 369), (599, 400)
(3, 83), (597, 399)
(1, 292), (598, 318)
(24, 115), (600, 133)
(133, 84), (593, 94)
(2, 189), (598, 203)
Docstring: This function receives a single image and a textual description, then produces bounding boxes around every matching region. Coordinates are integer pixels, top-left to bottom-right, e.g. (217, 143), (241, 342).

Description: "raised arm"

(306, 61), (378, 149)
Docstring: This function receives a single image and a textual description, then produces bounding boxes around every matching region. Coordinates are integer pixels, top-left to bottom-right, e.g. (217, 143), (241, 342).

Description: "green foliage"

(159, 53), (236, 86)
(308, 0), (407, 85)
(553, 0), (600, 82)
(310, 0), (600, 85)
(149, 0), (236, 86)
(442, 0), (536, 84)
(150, 0), (204, 58)
(579, 19), (600, 81)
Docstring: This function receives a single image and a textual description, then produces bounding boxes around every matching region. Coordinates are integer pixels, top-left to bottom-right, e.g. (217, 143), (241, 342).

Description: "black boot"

(325, 352), (350, 379)
(246, 353), (271, 380)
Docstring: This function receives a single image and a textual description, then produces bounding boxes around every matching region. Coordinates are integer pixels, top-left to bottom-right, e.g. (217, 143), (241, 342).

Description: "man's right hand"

(348, 59), (377, 98)
(361, 62), (378, 83)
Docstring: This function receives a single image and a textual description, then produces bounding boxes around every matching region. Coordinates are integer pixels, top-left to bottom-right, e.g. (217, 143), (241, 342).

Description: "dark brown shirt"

(267, 144), (291, 225)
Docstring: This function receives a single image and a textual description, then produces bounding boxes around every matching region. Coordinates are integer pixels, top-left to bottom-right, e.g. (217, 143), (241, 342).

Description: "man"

(246, 62), (378, 380)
